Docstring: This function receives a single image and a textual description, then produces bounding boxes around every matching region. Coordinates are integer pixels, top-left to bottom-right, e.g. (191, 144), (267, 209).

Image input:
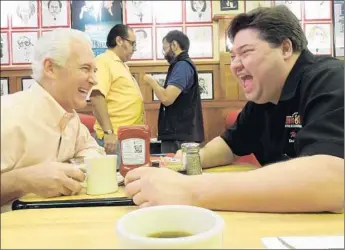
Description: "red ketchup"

(118, 125), (151, 177)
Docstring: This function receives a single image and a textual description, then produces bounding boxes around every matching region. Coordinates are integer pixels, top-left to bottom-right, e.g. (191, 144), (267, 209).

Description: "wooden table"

(1, 165), (343, 249)
(1, 206), (343, 249)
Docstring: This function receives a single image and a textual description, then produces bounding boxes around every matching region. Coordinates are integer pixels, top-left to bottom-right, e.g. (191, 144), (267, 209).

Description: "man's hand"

(104, 133), (117, 154)
(20, 162), (86, 197)
(124, 167), (195, 208)
(143, 74), (155, 85)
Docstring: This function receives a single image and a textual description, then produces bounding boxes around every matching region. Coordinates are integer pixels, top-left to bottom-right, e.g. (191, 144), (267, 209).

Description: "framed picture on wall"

(151, 73), (167, 101)
(305, 23), (332, 55)
(304, 1), (331, 20)
(71, 1), (123, 57)
(131, 27), (153, 60)
(1, 3), (9, 29)
(155, 26), (183, 60)
(185, 0), (212, 23)
(246, 0), (272, 12)
(333, 0), (344, 57)
(1, 32), (10, 65)
(220, 0), (238, 11)
(274, 1), (301, 20)
(41, 0), (70, 28)
(11, 1), (39, 29)
(11, 31), (39, 65)
(21, 77), (36, 91)
(125, 1), (152, 25)
(154, 1), (182, 24)
(1, 77), (9, 96)
(186, 26), (213, 59)
(198, 72), (213, 100)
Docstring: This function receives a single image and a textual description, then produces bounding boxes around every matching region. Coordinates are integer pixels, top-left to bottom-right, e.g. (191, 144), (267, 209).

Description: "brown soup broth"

(148, 231), (194, 238)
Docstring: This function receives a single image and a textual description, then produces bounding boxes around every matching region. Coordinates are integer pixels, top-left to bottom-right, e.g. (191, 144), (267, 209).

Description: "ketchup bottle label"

(121, 138), (145, 165)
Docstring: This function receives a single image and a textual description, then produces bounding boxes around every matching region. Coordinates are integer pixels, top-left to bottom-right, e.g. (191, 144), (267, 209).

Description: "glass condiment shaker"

(182, 143), (202, 175)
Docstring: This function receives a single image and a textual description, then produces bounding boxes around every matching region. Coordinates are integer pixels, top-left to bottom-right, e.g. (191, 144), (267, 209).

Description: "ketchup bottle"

(118, 125), (151, 177)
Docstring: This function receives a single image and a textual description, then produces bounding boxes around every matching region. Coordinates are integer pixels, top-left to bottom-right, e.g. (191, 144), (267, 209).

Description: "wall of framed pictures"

(1, 1), (343, 143)
(1, 0), (71, 66)
(123, 0), (215, 61)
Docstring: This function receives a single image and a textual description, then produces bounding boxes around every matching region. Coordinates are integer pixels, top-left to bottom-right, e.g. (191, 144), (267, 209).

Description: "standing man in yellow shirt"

(90, 24), (144, 159)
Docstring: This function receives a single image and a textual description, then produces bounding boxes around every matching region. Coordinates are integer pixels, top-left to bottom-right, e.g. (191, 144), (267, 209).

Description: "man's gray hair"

(31, 28), (92, 81)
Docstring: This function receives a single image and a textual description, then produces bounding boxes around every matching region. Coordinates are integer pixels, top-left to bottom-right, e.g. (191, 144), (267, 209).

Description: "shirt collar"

(279, 49), (315, 102)
(30, 83), (76, 131)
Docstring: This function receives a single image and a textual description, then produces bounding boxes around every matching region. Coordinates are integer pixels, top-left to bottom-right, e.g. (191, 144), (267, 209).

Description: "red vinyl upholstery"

(224, 110), (261, 167)
(78, 113), (96, 135)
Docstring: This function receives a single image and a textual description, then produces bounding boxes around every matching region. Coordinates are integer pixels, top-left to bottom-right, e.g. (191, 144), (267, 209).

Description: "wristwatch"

(103, 129), (114, 135)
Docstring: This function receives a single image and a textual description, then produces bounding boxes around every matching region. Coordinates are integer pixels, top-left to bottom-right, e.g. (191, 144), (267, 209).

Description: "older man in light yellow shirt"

(1, 29), (105, 212)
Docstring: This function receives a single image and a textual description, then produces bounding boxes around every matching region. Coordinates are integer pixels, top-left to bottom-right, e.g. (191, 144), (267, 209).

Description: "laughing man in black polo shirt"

(124, 5), (344, 213)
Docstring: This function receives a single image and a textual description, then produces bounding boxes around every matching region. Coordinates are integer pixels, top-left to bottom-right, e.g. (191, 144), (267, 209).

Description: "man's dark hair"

(163, 30), (190, 52)
(48, 0), (62, 9)
(228, 5), (307, 52)
(106, 24), (132, 48)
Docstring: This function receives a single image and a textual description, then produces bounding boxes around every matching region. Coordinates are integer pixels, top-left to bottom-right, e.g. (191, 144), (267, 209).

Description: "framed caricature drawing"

(1, 78), (9, 96)
(131, 27), (153, 60)
(305, 23), (332, 55)
(11, 1), (39, 28)
(304, 1), (331, 20)
(274, 1), (301, 20)
(198, 72), (213, 100)
(11, 31), (39, 64)
(246, 1), (272, 12)
(151, 73), (167, 101)
(185, 0), (212, 23)
(154, 1), (182, 24)
(186, 26), (213, 58)
(333, 0), (344, 57)
(155, 26), (183, 60)
(21, 77), (36, 91)
(1, 2), (9, 29)
(41, 0), (70, 28)
(125, 1), (152, 24)
(1, 32), (10, 65)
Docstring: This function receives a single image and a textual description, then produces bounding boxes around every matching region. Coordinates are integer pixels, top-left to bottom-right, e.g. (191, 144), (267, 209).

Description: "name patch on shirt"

(285, 112), (302, 128)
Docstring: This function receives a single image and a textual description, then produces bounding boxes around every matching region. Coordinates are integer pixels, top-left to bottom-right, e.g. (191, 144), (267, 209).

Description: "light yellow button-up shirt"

(1, 83), (105, 174)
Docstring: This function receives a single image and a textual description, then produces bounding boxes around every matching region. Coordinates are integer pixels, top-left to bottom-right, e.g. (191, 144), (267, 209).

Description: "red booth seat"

(224, 110), (261, 167)
(78, 113), (96, 135)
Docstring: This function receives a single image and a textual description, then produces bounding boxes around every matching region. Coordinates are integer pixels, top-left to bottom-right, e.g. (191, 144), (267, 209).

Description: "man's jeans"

(95, 136), (121, 170)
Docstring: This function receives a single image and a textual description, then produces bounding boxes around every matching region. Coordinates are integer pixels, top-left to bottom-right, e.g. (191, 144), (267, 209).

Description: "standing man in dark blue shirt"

(143, 30), (204, 153)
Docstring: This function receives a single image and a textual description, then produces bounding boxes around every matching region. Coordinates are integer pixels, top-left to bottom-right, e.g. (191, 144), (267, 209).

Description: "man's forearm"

(200, 136), (236, 169)
(191, 155), (344, 212)
(90, 93), (113, 132)
(1, 169), (28, 206)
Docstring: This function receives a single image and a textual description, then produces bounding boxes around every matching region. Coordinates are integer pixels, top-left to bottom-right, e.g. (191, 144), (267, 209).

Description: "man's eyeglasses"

(121, 37), (136, 49)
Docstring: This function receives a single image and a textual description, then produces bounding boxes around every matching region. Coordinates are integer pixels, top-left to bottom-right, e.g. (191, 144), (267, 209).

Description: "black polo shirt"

(221, 50), (344, 166)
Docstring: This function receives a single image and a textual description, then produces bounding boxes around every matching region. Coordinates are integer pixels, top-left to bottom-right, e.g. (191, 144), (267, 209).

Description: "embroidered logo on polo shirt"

(289, 131), (297, 143)
(285, 112), (302, 128)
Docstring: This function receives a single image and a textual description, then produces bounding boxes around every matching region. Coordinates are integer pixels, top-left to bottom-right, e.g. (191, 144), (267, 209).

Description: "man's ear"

(281, 39), (293, 60)
(115, 36), (122, 47)
(43, 58), (56, 79)
(171, 40), (179, 51)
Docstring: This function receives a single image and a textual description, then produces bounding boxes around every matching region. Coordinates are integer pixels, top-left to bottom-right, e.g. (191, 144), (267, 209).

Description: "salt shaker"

(182, 143), (202, 175)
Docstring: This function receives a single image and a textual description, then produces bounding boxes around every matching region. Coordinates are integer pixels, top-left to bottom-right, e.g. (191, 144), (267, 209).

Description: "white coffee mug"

(84, 155), (118, 195)
(116, 205), (224, 249)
